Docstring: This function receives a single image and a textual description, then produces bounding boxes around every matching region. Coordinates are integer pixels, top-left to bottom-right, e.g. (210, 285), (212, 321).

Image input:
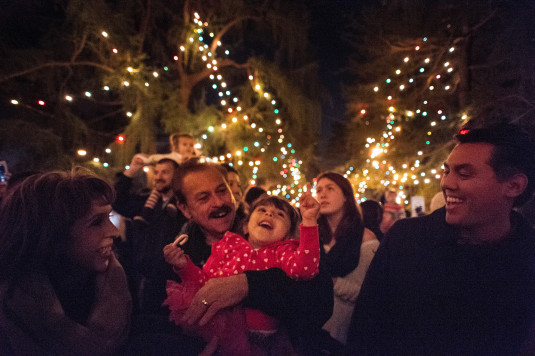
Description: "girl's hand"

(300, 183), (320, 226)
(163, 243), (187, 269)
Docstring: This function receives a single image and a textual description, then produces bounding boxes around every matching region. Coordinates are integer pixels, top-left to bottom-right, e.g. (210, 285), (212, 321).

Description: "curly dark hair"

(0, 168), (114, 284)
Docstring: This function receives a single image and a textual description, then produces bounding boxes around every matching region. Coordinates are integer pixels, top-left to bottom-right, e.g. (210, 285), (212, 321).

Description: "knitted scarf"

(0, 256), (131, 356)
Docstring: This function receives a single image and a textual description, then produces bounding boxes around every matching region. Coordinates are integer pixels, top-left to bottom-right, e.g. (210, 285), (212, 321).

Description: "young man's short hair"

(157, 158), (179, 170)
(455, 123), (535, 206)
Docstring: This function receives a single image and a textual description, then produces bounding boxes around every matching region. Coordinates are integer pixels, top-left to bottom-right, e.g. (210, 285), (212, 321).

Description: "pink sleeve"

(277, 224), (320, 279)
(176, 256), (207, 286)
(201, 237), (227, 278)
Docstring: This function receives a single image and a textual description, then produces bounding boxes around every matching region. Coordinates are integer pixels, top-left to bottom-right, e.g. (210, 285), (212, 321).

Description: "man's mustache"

(209, 205), (233, 218)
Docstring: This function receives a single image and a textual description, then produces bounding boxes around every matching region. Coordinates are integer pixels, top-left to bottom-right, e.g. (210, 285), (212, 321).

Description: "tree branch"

(209, 15), (261, 55)
(71, 33), (88, 62)
(469, 8), (497, 35)
(88, 108), (125, 124)
(0, 61), (115, 83)
(187, 58), (249, 89)
(138, 0), (151, 54)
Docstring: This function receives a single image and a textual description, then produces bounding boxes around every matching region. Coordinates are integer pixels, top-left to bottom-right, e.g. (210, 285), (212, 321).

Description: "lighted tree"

(334, 0), (535, 206)
(344, 36), (462, 204)
(0, 0), (321, 201)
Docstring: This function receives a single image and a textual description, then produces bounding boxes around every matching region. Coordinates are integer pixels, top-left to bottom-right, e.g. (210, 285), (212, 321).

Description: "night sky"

(307, 0), (362, 140)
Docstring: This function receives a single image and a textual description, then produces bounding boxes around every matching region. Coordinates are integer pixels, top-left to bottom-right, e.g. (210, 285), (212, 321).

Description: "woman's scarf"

(0, 255), (131, 356)
(322, 223), (364, 278)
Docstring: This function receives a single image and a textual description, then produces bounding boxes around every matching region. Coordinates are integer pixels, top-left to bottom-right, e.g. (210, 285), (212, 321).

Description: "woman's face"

(316, 177), (346, 217)
(227, 171), (243, 203)
(69, 200), (118, 272)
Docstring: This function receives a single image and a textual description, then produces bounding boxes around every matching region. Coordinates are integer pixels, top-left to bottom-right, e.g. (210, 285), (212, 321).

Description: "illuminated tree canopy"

(0, 0), (321, 202)
(331, 0), (535, 206)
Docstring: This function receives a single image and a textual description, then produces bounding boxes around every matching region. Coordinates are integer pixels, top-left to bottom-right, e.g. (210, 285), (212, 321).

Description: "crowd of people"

(0, 123), (535, 355)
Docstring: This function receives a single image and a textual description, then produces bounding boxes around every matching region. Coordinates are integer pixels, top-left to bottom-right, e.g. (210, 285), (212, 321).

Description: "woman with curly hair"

(0, 169), (131, 355)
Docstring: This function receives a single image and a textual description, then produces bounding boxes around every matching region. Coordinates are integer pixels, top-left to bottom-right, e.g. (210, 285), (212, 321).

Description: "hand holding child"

(299, 183), (320, 226)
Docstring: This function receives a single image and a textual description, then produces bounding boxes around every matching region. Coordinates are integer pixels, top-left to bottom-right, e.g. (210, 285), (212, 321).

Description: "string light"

(345, 36), (462, 201)
(9, 12), (307, 202)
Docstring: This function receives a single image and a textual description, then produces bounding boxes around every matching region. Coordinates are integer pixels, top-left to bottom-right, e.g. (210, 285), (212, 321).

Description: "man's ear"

(504, 173), (528, 199)
(178, 202), (192, 219)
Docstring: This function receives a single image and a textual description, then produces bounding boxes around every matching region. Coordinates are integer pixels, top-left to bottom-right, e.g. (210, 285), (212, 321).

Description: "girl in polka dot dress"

(163, 189), (320, 355)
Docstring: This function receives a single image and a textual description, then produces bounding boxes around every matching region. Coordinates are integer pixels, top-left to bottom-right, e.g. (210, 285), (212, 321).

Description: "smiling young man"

(347, 123), (535, 355)
(173, 158), (333, 354)
(113, 156), (187, 316)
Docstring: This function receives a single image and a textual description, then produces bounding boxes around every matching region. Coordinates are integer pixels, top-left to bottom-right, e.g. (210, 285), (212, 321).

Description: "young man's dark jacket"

(113, 172), (187, 314)
(347, 207), (535, 355)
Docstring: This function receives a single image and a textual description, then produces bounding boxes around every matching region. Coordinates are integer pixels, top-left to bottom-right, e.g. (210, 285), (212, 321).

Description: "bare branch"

(88, 108), (125, 124)
(497, 94), (535, 107)
(71, 33), (88, 62)
(469, 9), (497, 35)
(187, 58), (249, 89)
(0, 61), (115, 83)
(138, 0), (151, 54)
(510, 107), (535, 123)
(209, 15), (261, 55)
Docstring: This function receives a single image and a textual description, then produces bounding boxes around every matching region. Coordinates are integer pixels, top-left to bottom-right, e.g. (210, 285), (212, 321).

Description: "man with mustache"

(347, 123), (535, 355)
(174, 159), (333, 354)
(113, 156), (187, 315)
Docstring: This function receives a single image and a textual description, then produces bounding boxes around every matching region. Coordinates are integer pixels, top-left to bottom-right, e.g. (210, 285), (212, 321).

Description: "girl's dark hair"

(244, 186), (268, 207)
(249, 195), (300, 238)
(0, 168), (114, 284)
(316, 171), (365, 277)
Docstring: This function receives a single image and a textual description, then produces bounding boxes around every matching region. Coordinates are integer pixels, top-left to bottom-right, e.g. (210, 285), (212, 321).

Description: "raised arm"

(277, 225), (320, 279)
(277, 184), (321, 278)
(112, 154), (148, 218)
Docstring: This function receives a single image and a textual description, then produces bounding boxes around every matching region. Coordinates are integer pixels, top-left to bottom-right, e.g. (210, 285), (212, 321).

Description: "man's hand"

(182, 274), (248, 326)
(124, 153), (148, 177)
(300, 183), (320, 226)
(163, 243), (187, 269)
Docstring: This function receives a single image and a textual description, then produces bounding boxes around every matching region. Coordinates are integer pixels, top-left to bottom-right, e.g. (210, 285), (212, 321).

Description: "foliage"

(0, 0), (321, 198)
(336, 0), (535, 208)
(0, 120), (71, 173)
